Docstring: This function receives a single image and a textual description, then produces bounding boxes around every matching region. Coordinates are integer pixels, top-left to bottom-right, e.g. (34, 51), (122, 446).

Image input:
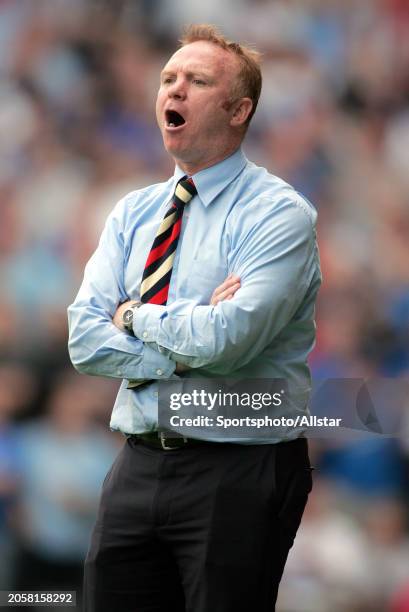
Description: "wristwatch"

(122, 301), (142, 334)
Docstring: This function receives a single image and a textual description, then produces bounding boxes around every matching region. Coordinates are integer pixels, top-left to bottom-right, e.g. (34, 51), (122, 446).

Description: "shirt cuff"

(133, 304), (166, 344)
(140, 343), (176, 379)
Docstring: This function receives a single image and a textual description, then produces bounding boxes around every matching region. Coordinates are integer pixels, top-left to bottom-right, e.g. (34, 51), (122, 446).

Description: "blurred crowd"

(1, 0), (409, 610)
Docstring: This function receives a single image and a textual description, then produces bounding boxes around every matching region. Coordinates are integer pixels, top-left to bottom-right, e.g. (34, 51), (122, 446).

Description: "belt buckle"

(160, 431), (187, 450)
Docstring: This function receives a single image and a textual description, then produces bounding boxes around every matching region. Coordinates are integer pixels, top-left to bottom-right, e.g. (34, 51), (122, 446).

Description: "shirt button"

(173, 345), (178, 350)
(156, 369), (163, 376)
(142, 331), (148, 339)
(154, 391), (158, 398)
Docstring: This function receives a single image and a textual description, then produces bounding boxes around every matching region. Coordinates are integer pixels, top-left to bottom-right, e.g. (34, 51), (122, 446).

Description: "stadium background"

(1, 0), (409, 610)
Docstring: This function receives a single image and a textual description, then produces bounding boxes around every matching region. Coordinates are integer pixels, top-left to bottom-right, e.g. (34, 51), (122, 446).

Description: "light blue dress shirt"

(68, 148), (321, 443)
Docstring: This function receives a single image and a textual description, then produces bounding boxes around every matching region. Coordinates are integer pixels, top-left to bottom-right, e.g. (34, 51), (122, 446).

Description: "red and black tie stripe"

(126, 177), (196, 389)
(140, 177), (197, 305)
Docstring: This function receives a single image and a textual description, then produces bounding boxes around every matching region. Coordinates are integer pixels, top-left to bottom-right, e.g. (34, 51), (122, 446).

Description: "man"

(68, 24), (321, 612)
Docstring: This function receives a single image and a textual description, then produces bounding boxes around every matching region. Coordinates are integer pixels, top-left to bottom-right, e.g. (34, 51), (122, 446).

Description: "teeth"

(169, 122), (175, 127)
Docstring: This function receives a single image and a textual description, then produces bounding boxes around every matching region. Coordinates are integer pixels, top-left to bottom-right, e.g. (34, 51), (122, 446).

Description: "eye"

(162, 76), (175, 85)
(192, 78), (206, 85)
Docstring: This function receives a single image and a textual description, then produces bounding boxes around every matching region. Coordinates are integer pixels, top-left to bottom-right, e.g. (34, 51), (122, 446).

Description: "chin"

(164, 140), (188, 161)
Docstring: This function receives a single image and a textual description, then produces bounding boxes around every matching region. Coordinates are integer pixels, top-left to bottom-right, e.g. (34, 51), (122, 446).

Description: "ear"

(230, 97), (253, 128)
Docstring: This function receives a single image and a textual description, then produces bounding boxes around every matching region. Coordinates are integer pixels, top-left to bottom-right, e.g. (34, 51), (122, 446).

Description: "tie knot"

(173, 176), (197, 207)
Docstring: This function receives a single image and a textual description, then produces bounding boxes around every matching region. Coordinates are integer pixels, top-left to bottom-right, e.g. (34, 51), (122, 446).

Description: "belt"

(128, 433), (307, 452)
(128, 431), (212, 451)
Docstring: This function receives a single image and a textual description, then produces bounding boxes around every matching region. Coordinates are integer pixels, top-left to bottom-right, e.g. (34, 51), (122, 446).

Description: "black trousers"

(84, 436), (312, 612)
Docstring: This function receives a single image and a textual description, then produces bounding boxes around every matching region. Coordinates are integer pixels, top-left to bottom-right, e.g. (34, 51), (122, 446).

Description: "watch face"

(123, 309), (133, 324)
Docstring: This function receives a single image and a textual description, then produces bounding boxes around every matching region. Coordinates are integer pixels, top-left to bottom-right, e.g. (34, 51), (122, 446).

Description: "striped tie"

(126, 177), (196, 389)
(140, 176), (197, 305)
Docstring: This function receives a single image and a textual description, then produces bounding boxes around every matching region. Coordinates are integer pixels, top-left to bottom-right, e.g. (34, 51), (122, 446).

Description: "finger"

(224, 282), (241, 297)
(221, 274), (240, 287)
(218, 283), (240, 301)
(212, 291), (235, 306)
(227, 274), (240, 284)
(211, 283), (240, 305)
(213, 275), (240, 296)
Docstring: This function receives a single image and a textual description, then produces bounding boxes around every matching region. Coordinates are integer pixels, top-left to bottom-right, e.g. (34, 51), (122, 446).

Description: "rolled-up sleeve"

(67, 197), (176, 380)
(133, 196), (318, 373)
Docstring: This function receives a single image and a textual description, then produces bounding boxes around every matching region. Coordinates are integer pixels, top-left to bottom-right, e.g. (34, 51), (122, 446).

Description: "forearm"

(133, 280), (307, 374)
(67, 195), (176, 381)
(67, 301), (176, 379)
(133, 200), (318, 372)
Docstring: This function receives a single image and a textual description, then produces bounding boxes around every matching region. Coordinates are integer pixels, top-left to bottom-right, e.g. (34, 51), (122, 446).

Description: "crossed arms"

(68, 193), (316, 379)
(112, 275), (240, 374)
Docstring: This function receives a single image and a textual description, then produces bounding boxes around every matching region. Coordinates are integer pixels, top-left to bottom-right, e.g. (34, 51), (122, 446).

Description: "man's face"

(156, 41), (240, 171)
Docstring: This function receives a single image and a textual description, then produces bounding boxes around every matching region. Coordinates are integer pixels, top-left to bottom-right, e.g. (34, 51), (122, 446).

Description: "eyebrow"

(161, 68), (214, 80)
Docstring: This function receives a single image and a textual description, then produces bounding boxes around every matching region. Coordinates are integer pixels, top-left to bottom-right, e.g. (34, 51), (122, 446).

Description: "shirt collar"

(172, 147), (247, 207)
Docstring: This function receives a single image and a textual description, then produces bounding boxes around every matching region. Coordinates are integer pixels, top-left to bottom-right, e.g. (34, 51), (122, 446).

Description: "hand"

(112, 300), (134, 331)
(210, 274), (241, 306)
(175, 274), (240, 374)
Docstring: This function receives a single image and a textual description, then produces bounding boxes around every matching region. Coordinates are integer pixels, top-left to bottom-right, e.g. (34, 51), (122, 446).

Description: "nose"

(167, 77), (187, 101)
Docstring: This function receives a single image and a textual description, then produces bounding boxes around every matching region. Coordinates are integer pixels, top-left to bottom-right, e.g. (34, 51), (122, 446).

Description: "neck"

(174, 142), (241, 176)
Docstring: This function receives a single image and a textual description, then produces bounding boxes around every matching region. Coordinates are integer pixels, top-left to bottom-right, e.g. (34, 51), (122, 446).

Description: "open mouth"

(165, 110), (186, 128)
